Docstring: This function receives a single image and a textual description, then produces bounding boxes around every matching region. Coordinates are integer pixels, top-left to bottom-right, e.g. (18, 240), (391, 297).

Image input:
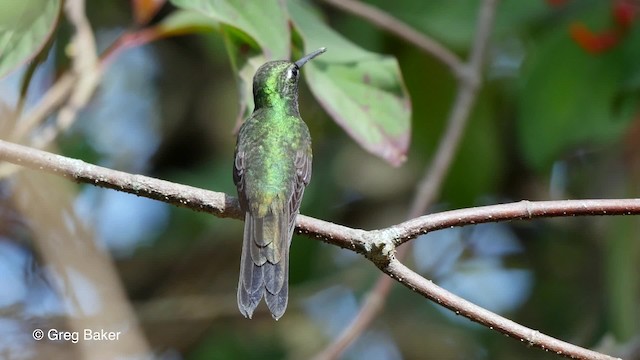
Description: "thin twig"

(311, 271), (394, 360)
(320, 0), (464, 76)
(392, 199), (640, 246)
(10, 73), (77, 142)
(311, 249), (397, 360)
(410, 0), (495, 216)
(37, 0), (102, 147)
(315, 0), (498, 358)
(0, 139), (630, 359)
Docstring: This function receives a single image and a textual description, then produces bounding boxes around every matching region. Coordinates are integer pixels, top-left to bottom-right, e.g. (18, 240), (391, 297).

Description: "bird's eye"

(287, 67), (299, 80)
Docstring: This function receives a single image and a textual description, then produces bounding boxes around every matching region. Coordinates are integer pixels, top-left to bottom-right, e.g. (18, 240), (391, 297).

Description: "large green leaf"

(156, 9), (219, 35)
(169, 0), (289, 125)
(169, 0), (288, 60)
(0, 0), (61, 79)
(288, 0), (411, 166)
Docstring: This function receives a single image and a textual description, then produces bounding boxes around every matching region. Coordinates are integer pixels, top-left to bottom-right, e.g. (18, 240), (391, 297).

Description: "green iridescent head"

(252, 48), (326, 109)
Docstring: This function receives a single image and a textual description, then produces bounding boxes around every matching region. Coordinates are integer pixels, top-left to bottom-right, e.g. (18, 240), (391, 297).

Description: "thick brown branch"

(0, 139), (363, 250)
(0, 139), (625, 359)
(2, 138), (638, 265)
(385, 259), (620, 360)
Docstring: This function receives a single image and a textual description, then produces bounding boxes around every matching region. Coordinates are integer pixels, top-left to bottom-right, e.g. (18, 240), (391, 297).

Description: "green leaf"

(288, 0), (411, 166)
(169, 0), (289, 125)
(223, 38), (267, 125)
(0, 0), (61, 79)
(156, 9), (219, 35)
(169, 0), (289, 60)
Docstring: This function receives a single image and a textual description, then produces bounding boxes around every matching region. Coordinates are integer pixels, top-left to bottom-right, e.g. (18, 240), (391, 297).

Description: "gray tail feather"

(237, 214), (264, 318)
(264, 241), (289, 320)
(237, 209), (292, 320)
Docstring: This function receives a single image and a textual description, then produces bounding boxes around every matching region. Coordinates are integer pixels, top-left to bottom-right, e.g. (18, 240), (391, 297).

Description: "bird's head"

(252, 48), (326, 110)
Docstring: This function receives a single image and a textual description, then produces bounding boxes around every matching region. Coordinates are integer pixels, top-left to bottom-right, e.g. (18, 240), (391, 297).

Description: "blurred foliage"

(0, 0), (639, 359)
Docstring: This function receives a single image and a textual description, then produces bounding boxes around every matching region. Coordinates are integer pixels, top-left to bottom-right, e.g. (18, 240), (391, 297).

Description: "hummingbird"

(233, 48), (326, 320)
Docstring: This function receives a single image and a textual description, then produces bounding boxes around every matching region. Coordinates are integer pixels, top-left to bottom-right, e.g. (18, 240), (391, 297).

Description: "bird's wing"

(264, 147), (311, 318)
(288, 146), (312, 232)
(235, 146), (266, 318)
(233, 148), (246, 207)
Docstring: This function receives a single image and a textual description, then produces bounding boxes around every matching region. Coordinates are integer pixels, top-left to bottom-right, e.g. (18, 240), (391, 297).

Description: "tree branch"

(392, 199), (640, 247)
(384, 259), (619, 360)
(0, 139), (629, 359)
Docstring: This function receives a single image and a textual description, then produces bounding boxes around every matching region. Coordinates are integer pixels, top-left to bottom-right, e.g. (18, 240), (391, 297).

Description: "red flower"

(547, 0), (638, 53)
(613, 0), (638, 29)
(569, 23), (620, 53)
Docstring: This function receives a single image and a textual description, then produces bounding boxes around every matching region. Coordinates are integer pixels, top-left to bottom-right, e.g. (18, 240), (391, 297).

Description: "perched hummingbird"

(233, 48), (326, 320)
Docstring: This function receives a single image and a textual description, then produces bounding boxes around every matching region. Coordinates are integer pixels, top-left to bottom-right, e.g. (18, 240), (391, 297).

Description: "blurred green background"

(0, 0), (639, 359)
